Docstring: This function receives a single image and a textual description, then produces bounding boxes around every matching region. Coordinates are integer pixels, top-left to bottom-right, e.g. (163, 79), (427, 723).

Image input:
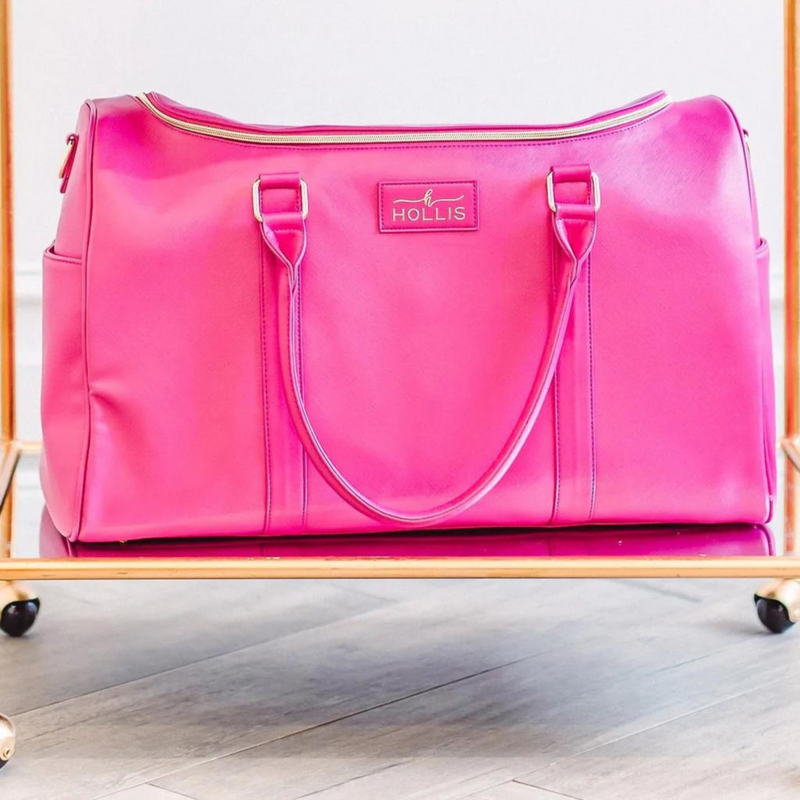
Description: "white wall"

(12, 0), (784, 440)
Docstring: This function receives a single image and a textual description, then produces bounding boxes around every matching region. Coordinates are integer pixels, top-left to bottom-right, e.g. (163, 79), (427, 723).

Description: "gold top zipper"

(136, 92), (672, 146)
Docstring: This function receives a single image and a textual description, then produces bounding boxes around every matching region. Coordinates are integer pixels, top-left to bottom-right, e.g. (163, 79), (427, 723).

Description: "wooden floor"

(1, 572), (799, 800)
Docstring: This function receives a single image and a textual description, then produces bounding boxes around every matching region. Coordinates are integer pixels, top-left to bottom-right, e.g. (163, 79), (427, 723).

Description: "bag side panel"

(589, 97), (771, 525)
(757, 238), (777, 515)
(78, 96), (268, 541)
(40, 102), (96, 539)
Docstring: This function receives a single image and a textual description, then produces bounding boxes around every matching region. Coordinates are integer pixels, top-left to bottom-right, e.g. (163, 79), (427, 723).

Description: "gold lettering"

(388, 188), (471, 226)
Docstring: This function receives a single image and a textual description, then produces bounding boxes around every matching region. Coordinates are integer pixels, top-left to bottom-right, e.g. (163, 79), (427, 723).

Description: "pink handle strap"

(255, 167), (598, 527)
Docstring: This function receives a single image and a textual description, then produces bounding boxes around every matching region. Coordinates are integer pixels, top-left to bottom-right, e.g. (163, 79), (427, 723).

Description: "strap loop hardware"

(547, 170), (600, 212)
(253, 176), (309, 222)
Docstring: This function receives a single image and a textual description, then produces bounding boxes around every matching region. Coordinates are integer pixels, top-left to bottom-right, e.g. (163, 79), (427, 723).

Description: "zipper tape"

(136, 93), (672, 146)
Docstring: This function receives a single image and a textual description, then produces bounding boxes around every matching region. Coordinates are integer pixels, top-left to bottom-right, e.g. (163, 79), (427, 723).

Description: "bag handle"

(255, 167), (599, 527)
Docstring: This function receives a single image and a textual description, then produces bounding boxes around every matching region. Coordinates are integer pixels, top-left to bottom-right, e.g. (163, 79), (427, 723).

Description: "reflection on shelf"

(38, 507), (775, 560)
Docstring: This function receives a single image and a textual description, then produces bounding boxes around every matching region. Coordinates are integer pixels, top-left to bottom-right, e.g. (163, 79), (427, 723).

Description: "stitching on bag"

(263, 217), (306, 530)
(43, 247), (82, 265)
(378, 225), (479, 233)
(74, 99), (99, 542)
(549, 228), (561, 524)
(286, 281), (299, 516)
(259, 242), (273, 534)
(548, 179), (597, 525)
(378, 181), (479, 232)
(297, 258), (308, 528)
(755, 241), (776, 517)
(587, 254), (597, 521)
(381, 179), (477, 186)
(282, 264), (311, 523)
(582, 181), (598, 522)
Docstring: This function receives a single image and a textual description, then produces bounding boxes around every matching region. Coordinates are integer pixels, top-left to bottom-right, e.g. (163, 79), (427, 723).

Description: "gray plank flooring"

(101, 789), (191, 800)
(472, 784), (579, 799)
(516, 668), (800, 800)
(0, 575), (796, 799)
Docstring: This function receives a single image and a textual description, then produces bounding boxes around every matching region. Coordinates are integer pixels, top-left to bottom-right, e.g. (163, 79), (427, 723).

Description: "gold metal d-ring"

(547, 170), (601, 213)
(252, 178), (309, 222)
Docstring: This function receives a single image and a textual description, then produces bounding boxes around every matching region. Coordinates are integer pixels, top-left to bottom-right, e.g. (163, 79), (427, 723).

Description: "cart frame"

(0, 1), (797, 584)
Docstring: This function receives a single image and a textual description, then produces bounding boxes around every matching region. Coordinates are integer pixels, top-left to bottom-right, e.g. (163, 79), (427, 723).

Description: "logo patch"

(379, 181), (478, 232)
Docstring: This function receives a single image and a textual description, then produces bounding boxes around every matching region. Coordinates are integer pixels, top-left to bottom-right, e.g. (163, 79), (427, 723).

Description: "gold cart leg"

(756, 0), (800, 632)
(755, 453), (800, 631)
(0, 714), (14, 770)
(0, 0), (14, 447)
(0, 0), (22, 737)
(0, 442), (38, 637)
(0, 0), (20, 768)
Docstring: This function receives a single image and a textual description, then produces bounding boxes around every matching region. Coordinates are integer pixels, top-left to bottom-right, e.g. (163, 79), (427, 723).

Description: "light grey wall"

(12, 0), (784, 439)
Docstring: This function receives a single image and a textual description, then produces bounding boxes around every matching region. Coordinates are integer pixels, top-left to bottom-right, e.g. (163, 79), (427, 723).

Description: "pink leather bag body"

(42, 91), (776, 542)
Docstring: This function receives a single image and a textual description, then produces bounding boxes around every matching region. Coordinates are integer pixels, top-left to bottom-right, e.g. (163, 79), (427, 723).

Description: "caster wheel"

(0, 598), (39, 638)
(755, 597), (795, 634)
(0, 714), (14, 770)
(754, 579), (800, 634)
(0, 584), (40, 638)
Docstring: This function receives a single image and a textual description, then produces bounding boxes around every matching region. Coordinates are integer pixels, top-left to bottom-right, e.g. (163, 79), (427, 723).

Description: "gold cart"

(2, 0), (800, 771)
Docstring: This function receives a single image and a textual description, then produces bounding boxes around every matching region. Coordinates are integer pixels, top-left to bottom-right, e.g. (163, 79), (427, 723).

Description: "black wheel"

(0, 598), (40, 637)
(755, 596), (795, 634)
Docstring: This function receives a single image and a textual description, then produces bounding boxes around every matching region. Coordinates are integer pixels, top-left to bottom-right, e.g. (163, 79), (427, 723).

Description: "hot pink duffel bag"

(42, 91), (776, 542)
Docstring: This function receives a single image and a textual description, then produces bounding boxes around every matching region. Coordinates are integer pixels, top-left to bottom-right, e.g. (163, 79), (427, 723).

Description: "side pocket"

(756, 238), (777, 517)
(40, 245), (87, 538)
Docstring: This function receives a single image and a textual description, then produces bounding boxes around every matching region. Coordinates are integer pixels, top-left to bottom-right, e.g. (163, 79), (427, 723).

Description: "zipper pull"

(58, 133), (78, 194)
